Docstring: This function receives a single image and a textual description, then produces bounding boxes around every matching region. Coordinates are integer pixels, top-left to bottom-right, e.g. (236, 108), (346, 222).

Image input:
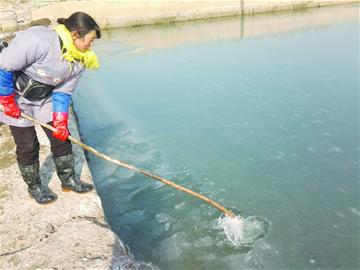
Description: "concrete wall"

(1, 0), (359, 34)
(32, 0), (359, 28)
(31, 0), (359, 29)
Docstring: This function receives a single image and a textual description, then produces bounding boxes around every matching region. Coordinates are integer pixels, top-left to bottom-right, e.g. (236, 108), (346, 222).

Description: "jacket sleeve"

(52, 72), (83, 113)
(0, 69), (14, 96)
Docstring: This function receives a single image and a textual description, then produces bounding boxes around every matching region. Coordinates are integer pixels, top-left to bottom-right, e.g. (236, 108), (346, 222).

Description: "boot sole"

(62, 187), (94, 193)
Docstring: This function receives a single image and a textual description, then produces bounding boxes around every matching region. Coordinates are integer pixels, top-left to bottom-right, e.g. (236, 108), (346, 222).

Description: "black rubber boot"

(54, 154), (94, 193)
(18, 162), (57, 204)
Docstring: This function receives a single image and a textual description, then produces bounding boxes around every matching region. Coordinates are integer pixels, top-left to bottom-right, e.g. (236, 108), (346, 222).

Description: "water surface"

(73, 4), (359, 269)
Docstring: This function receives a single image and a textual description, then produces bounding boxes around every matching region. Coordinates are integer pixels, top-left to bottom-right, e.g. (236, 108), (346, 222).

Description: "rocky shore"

(0, 111), (143, 269)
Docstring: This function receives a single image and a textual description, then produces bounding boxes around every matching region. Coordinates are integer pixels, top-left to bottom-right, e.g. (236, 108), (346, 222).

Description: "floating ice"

(174, 201), (186, 209)
(306, 147), (316, 153)
(164, 222), (171, 231)
(329, 145), (343, 153)
(218, 214), (268, 248)
(348, 207), (360, 217)
(157, 232), (191, 261)
(155, 213), (170, 223)
(193, 236), (214, 248)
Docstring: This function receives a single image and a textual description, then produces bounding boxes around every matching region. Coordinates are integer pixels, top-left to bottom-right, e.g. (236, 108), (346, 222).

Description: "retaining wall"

(31, 0), (360, 28)
(1, 0), (359, 34)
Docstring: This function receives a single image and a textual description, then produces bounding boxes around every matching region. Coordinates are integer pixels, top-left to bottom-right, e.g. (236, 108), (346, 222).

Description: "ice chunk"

(193, 236), (215, 248)
(155, 213), (170, 223)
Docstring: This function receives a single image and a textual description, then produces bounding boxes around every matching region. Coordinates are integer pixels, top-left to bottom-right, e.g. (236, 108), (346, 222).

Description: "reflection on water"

(73, 4), (359, 270)
(94, 3), (358, 55)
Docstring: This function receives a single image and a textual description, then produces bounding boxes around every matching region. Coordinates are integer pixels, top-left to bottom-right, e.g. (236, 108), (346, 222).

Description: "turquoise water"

(73, 5), (359, 270)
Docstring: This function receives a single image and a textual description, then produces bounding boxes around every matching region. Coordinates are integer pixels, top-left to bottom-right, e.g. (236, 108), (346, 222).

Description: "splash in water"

(218, 214), (268, 248)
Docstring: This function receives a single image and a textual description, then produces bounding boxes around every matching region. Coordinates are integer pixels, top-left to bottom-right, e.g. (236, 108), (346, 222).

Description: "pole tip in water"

(218, 214), (268, 248)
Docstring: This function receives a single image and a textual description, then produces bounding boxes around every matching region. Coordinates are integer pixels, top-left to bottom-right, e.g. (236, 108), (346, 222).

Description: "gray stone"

(0, 11), (18, 32)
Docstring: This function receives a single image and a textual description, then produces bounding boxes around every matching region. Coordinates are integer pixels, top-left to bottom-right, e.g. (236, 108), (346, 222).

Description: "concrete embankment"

(1, 0), (359, 35)
(31, 0), (360, 29)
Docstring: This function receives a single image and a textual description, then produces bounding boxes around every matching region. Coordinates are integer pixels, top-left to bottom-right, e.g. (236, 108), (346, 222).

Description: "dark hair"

(57, 12), (101, 39)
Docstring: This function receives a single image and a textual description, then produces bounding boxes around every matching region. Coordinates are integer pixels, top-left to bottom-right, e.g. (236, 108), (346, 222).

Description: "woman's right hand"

(0, 94), (21, 118)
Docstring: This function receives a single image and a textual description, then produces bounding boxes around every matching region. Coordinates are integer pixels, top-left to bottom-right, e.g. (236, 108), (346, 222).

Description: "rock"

(30, 18), (51, 27)
(0, 11), (18, 32)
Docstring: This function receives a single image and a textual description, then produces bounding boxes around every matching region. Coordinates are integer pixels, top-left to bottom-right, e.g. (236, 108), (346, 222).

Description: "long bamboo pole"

(0, 106), (235, 218)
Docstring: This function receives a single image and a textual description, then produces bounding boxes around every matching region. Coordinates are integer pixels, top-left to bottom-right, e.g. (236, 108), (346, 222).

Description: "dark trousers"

(9, 123), (72, 165)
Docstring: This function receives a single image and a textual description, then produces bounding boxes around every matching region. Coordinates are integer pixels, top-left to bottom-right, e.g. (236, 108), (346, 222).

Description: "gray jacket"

(0, 26), (85, 127)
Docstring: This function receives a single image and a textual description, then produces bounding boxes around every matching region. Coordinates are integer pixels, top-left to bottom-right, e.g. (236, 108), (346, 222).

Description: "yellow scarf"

(55, 24), (99, 69)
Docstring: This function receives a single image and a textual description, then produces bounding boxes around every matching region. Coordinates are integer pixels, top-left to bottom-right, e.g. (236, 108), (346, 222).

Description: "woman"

(0, 12), (101, 204)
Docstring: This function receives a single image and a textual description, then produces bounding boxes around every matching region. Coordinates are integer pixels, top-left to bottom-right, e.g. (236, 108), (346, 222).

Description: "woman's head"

(57, 12), (101, 52)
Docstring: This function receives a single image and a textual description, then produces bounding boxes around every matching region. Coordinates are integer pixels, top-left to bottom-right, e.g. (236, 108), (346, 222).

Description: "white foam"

(218, 215), (245, 246)
(217, 214), (267, 248)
